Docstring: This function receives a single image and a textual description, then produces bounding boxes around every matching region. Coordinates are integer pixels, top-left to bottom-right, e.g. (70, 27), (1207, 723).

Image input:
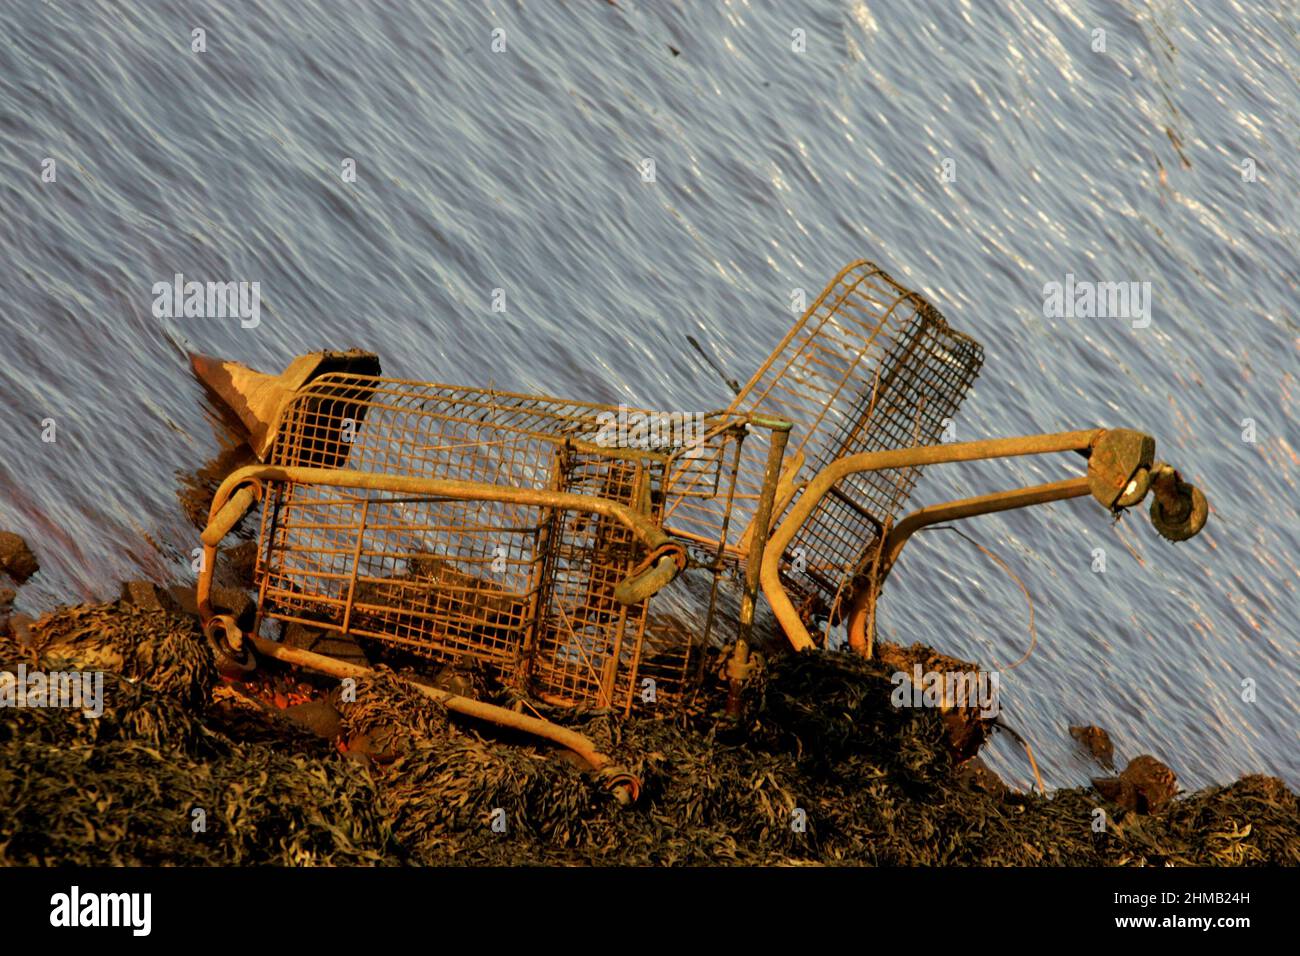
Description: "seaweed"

(0, 601), (1295, 866)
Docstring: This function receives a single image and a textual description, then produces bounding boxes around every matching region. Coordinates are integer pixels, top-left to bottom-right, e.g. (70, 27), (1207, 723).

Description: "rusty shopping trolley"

(196, 259), (1209, 728)
(195, 364), (786, 715)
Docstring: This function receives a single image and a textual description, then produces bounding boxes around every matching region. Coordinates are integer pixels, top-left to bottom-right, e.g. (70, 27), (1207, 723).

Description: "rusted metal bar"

(879, 477), (1093, 581)
(214, 465), (682, 558)
(762, 430), (1104, 652)
(740, 419), (794, 639)
(200, 484), (260, 548)
(199, 464), (686, 623)
(728, 418), (792, 714)
(699, 432), (749, 655)
(845, 476), (1092, 654)
(197, 483), (263, 627)
(245, 634), (641, 803)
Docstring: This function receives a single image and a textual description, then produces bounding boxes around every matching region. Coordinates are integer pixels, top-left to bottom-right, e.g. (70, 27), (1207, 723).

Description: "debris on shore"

(0, 531), (39, 583)
(1, 592), (1296, 866)
(1092, 755), (1180, 814)
(1071, 724), (1117, 769)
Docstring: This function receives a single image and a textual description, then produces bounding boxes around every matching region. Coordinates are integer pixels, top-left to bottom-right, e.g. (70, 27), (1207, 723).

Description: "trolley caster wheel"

(1088, 429), (1156, 511)
(204, 614), (257, 677)
(597, 766), (642, 805)
(1116, 466), (1152, 509)
(1150, 482), (1208, 542)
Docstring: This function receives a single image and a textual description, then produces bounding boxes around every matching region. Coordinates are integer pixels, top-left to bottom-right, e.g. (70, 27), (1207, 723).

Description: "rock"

(283, 622), (371, 666)
(1234, 774), (1291, 803)
(1091, 776), (1125, 805)
(224, 540), (260, 588)
(342, 730), (399, 764)
(3, 612), (36, 647)
(955, 757), (1008, 798)
(0, 588), (14, 634)
(550, 749), (592, 771)
(120, 580), (167, 610)
(431, 665), (473, 698)
(126, 580), (251, 627)
(877, 641), (996, 761)
(164, 585), (200, 616)
(0, 532), (39, 583)
(1092, 754), (1178, 814)
(282, 699), (343, 739)
(1070, 724), (1115, 768)
(166, 584), (255, 631)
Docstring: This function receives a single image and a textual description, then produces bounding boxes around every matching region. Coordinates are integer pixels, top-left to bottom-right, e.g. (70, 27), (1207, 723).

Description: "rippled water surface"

(1, 0), (1296, 789)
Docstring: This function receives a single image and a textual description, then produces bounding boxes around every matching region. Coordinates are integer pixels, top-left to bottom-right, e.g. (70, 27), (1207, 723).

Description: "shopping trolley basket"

(667, 261), (983, 631)
(705, 261), (1208, 668)
(653, 259), (1207, 698)
(196, 373), (787, 715)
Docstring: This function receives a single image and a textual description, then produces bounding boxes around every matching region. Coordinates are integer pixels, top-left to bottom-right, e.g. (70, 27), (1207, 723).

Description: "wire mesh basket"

(249, 378), (764, 713)
(716, 260), (984, 625)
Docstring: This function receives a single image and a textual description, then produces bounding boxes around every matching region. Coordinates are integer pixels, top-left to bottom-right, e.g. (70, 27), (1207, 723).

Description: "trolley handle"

(759, 428), (1209, 655)
(197, 465), (687, 638)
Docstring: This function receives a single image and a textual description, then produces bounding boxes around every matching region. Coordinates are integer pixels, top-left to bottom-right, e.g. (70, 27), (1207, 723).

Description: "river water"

(1, 0), (1296, 790)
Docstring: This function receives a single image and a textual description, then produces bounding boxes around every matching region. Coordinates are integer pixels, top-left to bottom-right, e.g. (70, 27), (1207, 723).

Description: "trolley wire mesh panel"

(720, 260), (984, 623)
(251, 376), (754, 712)
(531, 449), (657, 709)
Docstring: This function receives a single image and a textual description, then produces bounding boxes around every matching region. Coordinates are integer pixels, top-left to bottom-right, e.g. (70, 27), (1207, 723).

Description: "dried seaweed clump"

(0, 603), (390, 865)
